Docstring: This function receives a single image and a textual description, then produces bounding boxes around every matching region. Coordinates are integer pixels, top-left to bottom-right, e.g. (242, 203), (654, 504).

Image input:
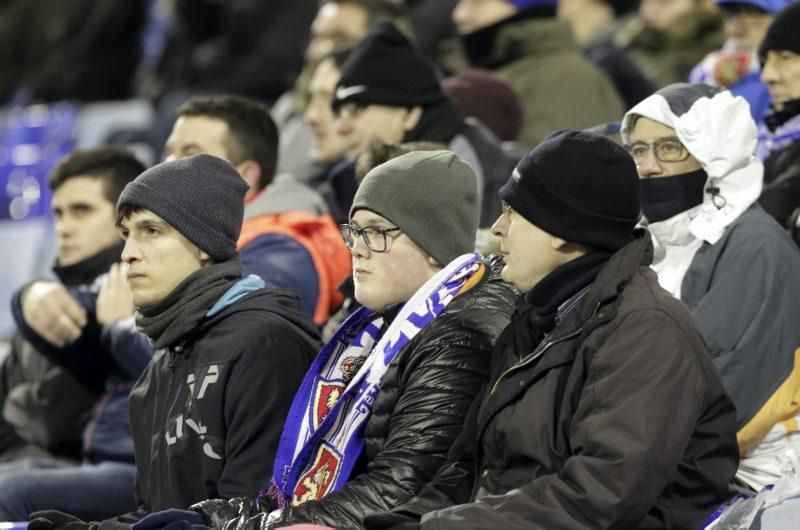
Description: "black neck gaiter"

(136, 257), (243, 349)
(640, 168), (708, 223)
(766, 98), (800, 132)
(52, 242), (125, 287)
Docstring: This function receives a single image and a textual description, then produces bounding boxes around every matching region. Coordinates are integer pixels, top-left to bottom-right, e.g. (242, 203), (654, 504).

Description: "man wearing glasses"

(139, 150), (516, 529)
(622, 82), (800, 491)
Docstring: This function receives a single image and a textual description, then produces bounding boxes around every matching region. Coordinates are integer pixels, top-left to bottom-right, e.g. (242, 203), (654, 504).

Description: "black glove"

(28, 511), (96, 530)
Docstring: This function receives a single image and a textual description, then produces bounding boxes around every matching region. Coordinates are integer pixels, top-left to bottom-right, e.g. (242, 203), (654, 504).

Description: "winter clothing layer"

(351, 150), (479, 267)
(240, 175), (350, 325)
(623, 82), (800, 490)
(468, 16), (625, 148)
(375, 231), (739, 529)
(118, 154), (248, 262)
(123, 285), (319, 519)
(192, 255), (517, 529)
(499, 129), (640, 251)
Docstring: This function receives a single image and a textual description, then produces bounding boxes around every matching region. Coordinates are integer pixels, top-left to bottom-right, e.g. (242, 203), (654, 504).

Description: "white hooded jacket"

(621, 83), (763, 297)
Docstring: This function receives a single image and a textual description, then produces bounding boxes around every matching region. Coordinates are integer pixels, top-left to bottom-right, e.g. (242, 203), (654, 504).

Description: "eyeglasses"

(624, 137), (691, 164)
(340, 223), (402, 252)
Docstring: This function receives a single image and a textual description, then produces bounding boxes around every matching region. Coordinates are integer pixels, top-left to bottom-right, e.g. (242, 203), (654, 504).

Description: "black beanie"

(117, 154), (248, 261)
(759, 2), (800, 65)
(498, 130), (640, 251)
(332, 21), (446, 110)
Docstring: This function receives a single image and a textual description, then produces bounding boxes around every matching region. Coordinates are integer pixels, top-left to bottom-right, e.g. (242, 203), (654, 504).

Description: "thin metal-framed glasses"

(340, 223), (402, 252)
(624, 136), (691, 164)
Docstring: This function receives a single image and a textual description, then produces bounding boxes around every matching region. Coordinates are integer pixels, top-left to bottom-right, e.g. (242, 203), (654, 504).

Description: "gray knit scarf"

(136, 256), (243, 349)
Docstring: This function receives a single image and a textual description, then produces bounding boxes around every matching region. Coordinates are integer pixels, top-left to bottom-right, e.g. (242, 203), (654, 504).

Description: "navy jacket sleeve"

(240, 233), (319, 319)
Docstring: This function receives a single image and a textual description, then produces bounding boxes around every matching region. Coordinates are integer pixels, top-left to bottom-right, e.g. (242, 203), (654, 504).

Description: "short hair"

(48, 147), (146, 204)
(177, 95), (279, 190)
(322, 0), (406, 26)
(355, 138), (446, 183)
(115, 203), (144, 229)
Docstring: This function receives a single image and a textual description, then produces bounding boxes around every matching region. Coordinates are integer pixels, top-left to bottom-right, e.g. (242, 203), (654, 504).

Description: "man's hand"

(21, 281), (87, 347)
(97, 263), (135, 327)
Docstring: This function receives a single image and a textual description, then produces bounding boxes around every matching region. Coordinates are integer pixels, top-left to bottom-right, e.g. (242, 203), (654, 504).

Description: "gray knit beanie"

(350, 150), (478, 266)
(117, 154), (248, 261)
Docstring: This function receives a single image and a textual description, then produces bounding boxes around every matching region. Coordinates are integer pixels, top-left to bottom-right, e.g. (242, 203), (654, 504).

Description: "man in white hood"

(621, 82), (800, 492)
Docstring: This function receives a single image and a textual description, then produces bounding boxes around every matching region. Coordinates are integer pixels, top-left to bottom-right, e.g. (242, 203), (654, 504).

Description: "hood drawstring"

(706, 182), (727, 210)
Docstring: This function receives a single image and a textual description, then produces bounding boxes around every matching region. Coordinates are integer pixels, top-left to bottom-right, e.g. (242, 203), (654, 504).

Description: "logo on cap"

(512, 168), (522, 182)
(335, 85), (368, 101)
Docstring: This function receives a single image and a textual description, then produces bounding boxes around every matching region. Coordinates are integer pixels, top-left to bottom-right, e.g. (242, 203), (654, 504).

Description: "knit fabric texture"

(499, 129), (641, 250)
(350, 150), (479, 266)
(117, 154), (248, 261)
(759, 1), (800, 63)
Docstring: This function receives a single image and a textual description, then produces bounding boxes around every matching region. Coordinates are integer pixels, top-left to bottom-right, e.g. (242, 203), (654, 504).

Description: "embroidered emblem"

(313, 379), (346, 429)
(292, 443), (341, 505)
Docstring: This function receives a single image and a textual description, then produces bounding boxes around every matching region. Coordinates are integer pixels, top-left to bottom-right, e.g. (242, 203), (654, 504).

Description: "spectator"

(452, 0), (625, 147)
(757, 1), (800, 239)
(558, 0), (657, 108)
(29, 155), (320, 527)
(331, 22), (519, 227)
(0, 148), (150, 520)
(622, 82), (800, 490)
(614, 0), (724, 87)
(367, 130), (739, 529)
(689, 0), (790, 123)
(165, 95), (351, 326)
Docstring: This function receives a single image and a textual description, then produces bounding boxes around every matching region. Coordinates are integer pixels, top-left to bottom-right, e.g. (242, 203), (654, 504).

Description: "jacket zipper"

(490, 326), (584, 395)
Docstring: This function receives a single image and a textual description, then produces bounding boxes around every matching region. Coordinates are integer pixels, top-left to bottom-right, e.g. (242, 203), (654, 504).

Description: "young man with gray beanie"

(368, 130), (738, 529)
(28, 154), (320, 527)
(140, 150), (517, 530)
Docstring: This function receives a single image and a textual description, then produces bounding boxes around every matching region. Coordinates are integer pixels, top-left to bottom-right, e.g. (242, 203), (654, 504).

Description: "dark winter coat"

(380, 232), (739, 529)
(120, 288), (319, 522)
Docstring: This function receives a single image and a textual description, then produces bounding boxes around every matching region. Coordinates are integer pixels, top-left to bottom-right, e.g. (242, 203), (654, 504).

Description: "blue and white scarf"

(757, 112), (800, 163)
(264, 253), (482, 507)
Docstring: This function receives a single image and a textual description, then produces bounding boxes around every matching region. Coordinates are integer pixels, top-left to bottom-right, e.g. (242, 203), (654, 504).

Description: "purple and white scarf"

(264, 253), (481, 507)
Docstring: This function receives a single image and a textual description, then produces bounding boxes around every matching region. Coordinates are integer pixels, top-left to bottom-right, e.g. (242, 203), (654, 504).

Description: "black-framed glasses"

(624, 137), (691, 164)
(340, 223), (402, 252)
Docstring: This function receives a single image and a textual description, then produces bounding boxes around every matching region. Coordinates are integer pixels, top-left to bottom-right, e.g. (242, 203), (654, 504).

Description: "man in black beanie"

(28, 154), (320, 527)
(331, 20), (517, 228)
(367, 130), (738, 529)
(758, 1), (800, 238)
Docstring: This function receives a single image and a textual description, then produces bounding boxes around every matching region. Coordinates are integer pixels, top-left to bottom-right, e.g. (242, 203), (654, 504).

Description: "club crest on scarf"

(293, 443), (342, 505)
(266, 254), (483, 508)
(313, 380), (346, 430)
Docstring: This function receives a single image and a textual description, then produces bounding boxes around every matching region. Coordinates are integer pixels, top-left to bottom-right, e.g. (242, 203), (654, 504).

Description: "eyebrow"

(352, 217), (393, 228)
(120, 216), (170, 230)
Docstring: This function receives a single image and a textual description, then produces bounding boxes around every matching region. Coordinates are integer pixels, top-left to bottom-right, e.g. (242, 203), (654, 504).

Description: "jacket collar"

(492, 17), (576, 65)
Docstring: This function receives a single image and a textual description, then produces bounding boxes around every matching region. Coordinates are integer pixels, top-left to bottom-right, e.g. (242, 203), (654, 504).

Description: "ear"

(404, 106), (423, 132)
(199, 250), (214, 266)
(550, 236), (569, 251)
(235, 160), (262, 192)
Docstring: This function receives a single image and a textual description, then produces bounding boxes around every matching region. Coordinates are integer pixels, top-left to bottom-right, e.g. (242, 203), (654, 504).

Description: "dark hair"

(48, 147), (145, 204)
(354, 138), (446, 183)
(115, 203), (144, 229)
(178, 94), (279, 190)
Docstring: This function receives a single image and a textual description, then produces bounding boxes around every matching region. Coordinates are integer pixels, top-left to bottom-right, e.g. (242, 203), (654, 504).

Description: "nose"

(305, 97), (323, 127)
(491, 213), (508, 238)
(349, 231), (370, 259)
(334, 114), (352, 136)
(121, 238), (141, 265)
(761, 54), (779, 85)
(635, 149), (663, 178)
(55, 216), (72, 239)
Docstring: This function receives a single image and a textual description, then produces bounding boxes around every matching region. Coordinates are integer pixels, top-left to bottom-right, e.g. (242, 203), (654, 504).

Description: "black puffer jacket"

(194, 255), (517, 529)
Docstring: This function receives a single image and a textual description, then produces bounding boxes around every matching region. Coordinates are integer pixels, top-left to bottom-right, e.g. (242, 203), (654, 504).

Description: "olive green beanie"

(350, 150), (479, 266)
